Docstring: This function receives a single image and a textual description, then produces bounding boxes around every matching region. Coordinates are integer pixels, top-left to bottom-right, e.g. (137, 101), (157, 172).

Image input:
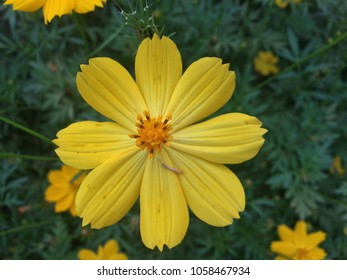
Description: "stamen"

(144, 110), (150, 120)
(129, 134), (139, 138)
(129, 111), (173, 157)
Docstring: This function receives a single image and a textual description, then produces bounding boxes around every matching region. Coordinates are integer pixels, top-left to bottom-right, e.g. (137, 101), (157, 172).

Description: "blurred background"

(0, 0), (346, 259)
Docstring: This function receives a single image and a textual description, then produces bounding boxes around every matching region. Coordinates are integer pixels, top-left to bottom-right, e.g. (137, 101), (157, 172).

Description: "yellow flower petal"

(306, 247), (327, 260)
(306, 231), (326, 250)
(270, 241), (297, 258)
(108, 253), (128, 260)
(53, 121), (134, 170)
(140, 152), (189, 251)
(97, 245), (104, 258)
(76, 58), (147, 132)
(78, 249), (98, 260)
(165, 148), (245, 226)
(45, 185), (71, 201)
(278, 224), (294, 242)
(275, 256), (288, 260)
(74, 0), (106, 13)
(61, 165), (80, 178)
(294, 221), (307, 248)
(69, 203), (77, 216)
(99, 239), (128, 259)
(76, 148), (147, 229)
(165, 57), (235, 132)
(275, 0), (289, 8)
(73, 173), (86, 186)
(80, 239), (128, 260)
(48, 170), (68, 185)
(4, 0), (46, 12)
(103, 239), (119, 256)
(42, 0), (74, 24)
(135, 34), (182, 116)
(330, 156), (345, 176)
(171, 113), (266, 164)
(254, 51), (279, 76)
(55, 191), (75, 212)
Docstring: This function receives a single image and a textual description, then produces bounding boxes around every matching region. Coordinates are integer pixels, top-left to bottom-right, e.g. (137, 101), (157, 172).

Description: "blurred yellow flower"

(78, 239), (128, 260)
(4, 0), (106, 24)
(53, 34), (267, 250)
(45, 165), (85, 216)
(275, 0), (302, 9)
(275, 0), (289, 8)
(330, 156), (345, 176)
(254, 51), (279, 76)
(271, 221), (327, 260)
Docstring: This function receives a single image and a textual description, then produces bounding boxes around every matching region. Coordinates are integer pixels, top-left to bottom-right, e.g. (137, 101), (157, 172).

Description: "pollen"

(129, 111), (173, 157)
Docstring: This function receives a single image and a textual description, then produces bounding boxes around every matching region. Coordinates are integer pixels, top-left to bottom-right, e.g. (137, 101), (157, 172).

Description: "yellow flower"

(254, 51), (279, 76)
(45, 165), (85, 216)
(53, 34), (267, 250)
(4, 0), (106, 24)
(78, 239), (128, 260)
(271, 221), (327, 260)
(275, 0), (289, 9)
(330, 156), (345, 176)
(275, 0), (302, 9)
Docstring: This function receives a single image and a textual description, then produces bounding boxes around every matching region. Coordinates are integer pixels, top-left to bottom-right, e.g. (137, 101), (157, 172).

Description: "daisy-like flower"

(45, 164), (85, 216)
(53, 34), (267, 250)
(271, 221), (327, 260)
(78, 239), (128, 260)
(254, 51), (279, 76)
(4, 0), (106, 24)
(330, 156), (345, 177)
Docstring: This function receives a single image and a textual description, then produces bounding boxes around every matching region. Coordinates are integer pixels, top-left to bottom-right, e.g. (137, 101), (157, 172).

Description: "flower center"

(297, 248), (309, 260)
(129, 111), (173, 157)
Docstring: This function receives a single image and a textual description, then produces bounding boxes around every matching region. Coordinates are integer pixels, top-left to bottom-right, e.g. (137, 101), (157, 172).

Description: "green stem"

(255, 30), (347, 90)
(139, 0), (144, 16)
(323, 195), (347, 207)
(0, 153), (57, 161)
(0, 221), (54, 237)
(0, 115), (52, 145)
(89, 25), (125, 57)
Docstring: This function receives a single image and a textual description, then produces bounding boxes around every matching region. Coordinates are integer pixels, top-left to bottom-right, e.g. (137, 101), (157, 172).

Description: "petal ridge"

(165, 148), (245, 226)
(77, 57), (147, 131)
(171, 113), (267, 164)
(53, 121), (134, 170)
(166, 57), (235, 131)
(135, 34), (182, 116)
(77, 149), (147, 228)
(140, 151), (189, 250)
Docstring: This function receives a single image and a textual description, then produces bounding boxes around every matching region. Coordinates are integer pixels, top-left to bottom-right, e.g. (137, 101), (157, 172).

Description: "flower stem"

(254, 30), (347, 90)
(0, 115), (53, 145)
(0, 221), (54, 237)
(0, 153), (57, 161)
(323, 194), (347, 207)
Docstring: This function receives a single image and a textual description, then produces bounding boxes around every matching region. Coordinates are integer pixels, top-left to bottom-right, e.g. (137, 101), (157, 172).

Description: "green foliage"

(1, 0), (347, 260)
